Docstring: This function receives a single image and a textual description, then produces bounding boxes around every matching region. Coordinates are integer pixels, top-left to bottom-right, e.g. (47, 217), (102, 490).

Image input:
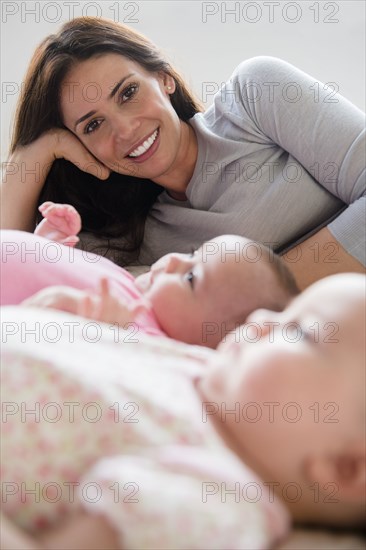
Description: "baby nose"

(155, 253), (187, 274)
(163, 254), (185, 274)
(246, 309), (281, 339)
(150, 253), (190, 280)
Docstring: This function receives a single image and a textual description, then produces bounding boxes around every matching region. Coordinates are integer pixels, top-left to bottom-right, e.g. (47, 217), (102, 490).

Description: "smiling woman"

(59, 53), (195, 189)
(1, 17), (202, 263)
(1, 16), (365, 287)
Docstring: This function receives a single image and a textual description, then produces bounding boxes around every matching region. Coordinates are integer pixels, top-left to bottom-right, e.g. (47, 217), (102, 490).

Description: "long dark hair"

(11, 17), (203, 264)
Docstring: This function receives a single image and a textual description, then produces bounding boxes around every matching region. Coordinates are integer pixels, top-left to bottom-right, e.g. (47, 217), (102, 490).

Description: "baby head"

(199, 273), (366, 528)
(135, 235), (299, 348)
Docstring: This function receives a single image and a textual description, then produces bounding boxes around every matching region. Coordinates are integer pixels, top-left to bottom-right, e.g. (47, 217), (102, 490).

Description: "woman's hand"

(35, 201), (82, 246)
(1, 128), (110, 232)
(49, 128), (110, 180)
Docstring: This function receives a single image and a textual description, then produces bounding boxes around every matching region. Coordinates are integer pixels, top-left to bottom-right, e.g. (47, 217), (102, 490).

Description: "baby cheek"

(147, 282), (180, 328)
(237, 351), (289, 406)
(148, 287), (167, 317)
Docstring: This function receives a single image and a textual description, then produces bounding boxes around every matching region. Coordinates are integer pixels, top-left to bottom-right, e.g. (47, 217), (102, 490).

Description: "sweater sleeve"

(228, 56), (365, 264)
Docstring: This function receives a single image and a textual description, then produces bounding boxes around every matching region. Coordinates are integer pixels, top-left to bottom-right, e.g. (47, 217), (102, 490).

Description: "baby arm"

(0, 511), (41, 550)
(21, 285), (87, 314)
(34, 201), (81, 247)
(0, 511), (120, 550)
(78, 278), (149, 327)
(22, 278), (148, 327)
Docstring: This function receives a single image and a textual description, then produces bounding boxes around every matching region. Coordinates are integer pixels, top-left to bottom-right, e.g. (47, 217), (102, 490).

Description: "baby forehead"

(291, 284), (366, 335)
(200, 236), (269, 263)
(200, 248), (272, 298)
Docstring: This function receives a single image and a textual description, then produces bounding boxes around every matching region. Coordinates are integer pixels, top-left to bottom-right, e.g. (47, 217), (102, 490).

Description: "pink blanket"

(0, 230), (164, 337)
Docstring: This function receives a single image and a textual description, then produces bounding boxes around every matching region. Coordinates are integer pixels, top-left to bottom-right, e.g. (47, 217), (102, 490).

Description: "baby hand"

(35, 201), (82, 246)
(21, 279), (150, 327)
(79, 278), (149, 327)
(22, 285), (86, 313)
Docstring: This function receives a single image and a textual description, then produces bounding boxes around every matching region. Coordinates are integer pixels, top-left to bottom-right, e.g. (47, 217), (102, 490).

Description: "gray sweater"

(138, 56), (365, 265)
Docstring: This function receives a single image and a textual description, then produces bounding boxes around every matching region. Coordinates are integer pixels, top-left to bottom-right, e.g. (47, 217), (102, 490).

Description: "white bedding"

(276, 528), (365, 549)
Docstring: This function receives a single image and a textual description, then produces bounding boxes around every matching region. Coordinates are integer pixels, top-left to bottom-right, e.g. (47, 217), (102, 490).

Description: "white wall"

(1, 0), (365, 160)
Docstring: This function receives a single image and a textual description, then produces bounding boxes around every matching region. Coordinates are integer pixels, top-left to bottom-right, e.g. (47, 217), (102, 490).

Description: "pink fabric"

(0, 230), (165, 337)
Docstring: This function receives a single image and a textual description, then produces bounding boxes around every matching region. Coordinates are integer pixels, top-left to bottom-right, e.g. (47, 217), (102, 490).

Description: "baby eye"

(185, 271), (195, 288)
(118, 83), (139, 103)
(292, 324), (316, 344)
(300, 330), (317, 344)
(281, 322), (303, 343)
(84, 119), (102, 135)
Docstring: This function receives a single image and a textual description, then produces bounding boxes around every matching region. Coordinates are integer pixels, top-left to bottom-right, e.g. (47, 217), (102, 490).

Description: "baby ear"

(305, 442), (366, 503)
(332, 443), (366, 502)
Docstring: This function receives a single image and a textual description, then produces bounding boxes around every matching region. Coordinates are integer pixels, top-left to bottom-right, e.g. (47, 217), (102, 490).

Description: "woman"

(1, 17), (365, 288)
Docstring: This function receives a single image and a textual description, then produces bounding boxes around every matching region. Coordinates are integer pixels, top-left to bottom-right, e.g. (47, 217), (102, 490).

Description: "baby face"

(199, 273), (366, 482)
(135, 236), (271, 347)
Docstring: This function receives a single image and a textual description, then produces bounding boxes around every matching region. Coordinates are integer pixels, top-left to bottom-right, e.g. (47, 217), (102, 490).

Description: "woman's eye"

(119, 83), (139, 103)
(84, 119), (101, 135)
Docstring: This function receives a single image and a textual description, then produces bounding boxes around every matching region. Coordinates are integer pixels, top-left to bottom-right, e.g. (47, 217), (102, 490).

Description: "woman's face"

(60, 53), (184, 184)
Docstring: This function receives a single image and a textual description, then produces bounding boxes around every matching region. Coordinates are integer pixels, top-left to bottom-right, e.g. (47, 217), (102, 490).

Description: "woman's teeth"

(128, 129), (158, 158)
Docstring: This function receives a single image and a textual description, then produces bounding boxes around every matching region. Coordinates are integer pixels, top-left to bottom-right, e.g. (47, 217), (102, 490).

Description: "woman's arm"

(282, 226), (365, 290)
(1, 129), (110, 232)
(233, 56), (365, 272)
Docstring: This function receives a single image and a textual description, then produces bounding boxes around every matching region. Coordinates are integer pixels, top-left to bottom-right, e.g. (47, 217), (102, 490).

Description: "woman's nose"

(111, 114), (141, 146)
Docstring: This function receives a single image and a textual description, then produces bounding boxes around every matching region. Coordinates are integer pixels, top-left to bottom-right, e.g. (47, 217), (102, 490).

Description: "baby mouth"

(127, 129), (159, 158)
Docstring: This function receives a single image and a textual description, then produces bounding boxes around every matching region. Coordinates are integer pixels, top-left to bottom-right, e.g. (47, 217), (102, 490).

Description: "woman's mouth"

(126, 128), (159, 163)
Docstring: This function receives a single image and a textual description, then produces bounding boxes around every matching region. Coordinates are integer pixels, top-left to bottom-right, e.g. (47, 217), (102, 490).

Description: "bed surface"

(276, 528), (365, 549)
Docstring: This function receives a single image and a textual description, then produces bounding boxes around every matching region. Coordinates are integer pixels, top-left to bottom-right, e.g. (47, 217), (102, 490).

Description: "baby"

(1, 201), (298, 348)
(1, 273), (365, 549)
